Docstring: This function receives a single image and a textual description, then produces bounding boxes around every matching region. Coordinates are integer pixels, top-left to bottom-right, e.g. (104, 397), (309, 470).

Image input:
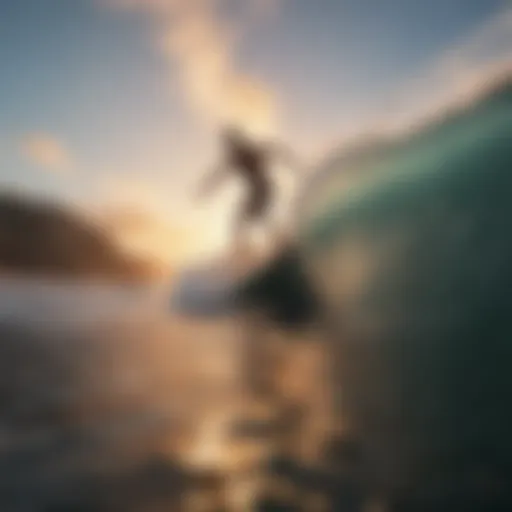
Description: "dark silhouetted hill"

(0, 194), (156, 281)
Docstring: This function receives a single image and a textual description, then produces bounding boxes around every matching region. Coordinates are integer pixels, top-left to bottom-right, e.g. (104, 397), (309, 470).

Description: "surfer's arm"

(196, 162), (230, 198)
(266, 142), (303, 175)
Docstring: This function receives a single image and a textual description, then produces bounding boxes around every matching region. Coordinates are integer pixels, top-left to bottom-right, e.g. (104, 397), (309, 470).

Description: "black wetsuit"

(228, 141), (271, 220)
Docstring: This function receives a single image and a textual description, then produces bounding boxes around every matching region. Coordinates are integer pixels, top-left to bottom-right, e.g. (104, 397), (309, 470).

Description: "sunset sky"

(0, 0), (510, 265)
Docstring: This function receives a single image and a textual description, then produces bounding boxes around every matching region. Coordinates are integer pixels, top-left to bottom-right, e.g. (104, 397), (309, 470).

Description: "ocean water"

(0, 277), (249, 511)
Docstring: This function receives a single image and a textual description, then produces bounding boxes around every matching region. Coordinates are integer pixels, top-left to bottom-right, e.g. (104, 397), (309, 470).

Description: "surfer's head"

(222, 125), (247, 150)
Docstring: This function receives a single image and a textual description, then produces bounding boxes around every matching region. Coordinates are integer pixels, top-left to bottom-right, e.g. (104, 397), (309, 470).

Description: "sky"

(0, 0), (510, 266)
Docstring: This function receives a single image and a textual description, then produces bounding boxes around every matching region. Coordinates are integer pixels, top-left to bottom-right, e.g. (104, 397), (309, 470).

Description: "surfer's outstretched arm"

(266, 142), (303, 175)
(196, 162), (230, 198)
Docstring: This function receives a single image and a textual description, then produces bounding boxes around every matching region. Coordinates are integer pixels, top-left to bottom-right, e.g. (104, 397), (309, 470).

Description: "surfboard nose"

(171, 268), (238, 318)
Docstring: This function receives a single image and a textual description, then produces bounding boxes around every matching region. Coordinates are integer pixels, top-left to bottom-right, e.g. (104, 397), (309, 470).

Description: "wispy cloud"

(108, 0), (281, 136)
(21, 133), (74, 173)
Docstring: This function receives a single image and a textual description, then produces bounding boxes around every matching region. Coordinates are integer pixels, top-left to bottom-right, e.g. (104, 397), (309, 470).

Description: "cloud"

(108, 0), (281, 136)
(21, 134), (73, 173)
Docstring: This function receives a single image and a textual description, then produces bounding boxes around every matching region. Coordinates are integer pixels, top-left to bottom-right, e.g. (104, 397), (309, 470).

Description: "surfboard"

(170, 243), (288, 318)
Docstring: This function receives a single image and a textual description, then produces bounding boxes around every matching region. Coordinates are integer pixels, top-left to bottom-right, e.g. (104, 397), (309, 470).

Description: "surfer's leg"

(250, 182), (281, 249)
(232, 205), (252, 257)
(256, 186), (286, 248)
(233, 187), (261, 255)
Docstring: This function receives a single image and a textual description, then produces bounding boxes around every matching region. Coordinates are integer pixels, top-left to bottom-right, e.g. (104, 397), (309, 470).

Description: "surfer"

(197, 127), (300, 251)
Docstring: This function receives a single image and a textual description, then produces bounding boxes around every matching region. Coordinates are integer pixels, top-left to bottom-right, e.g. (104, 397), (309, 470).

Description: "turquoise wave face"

(299, 86), (512, 255)
(293, 82), (512, 488)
